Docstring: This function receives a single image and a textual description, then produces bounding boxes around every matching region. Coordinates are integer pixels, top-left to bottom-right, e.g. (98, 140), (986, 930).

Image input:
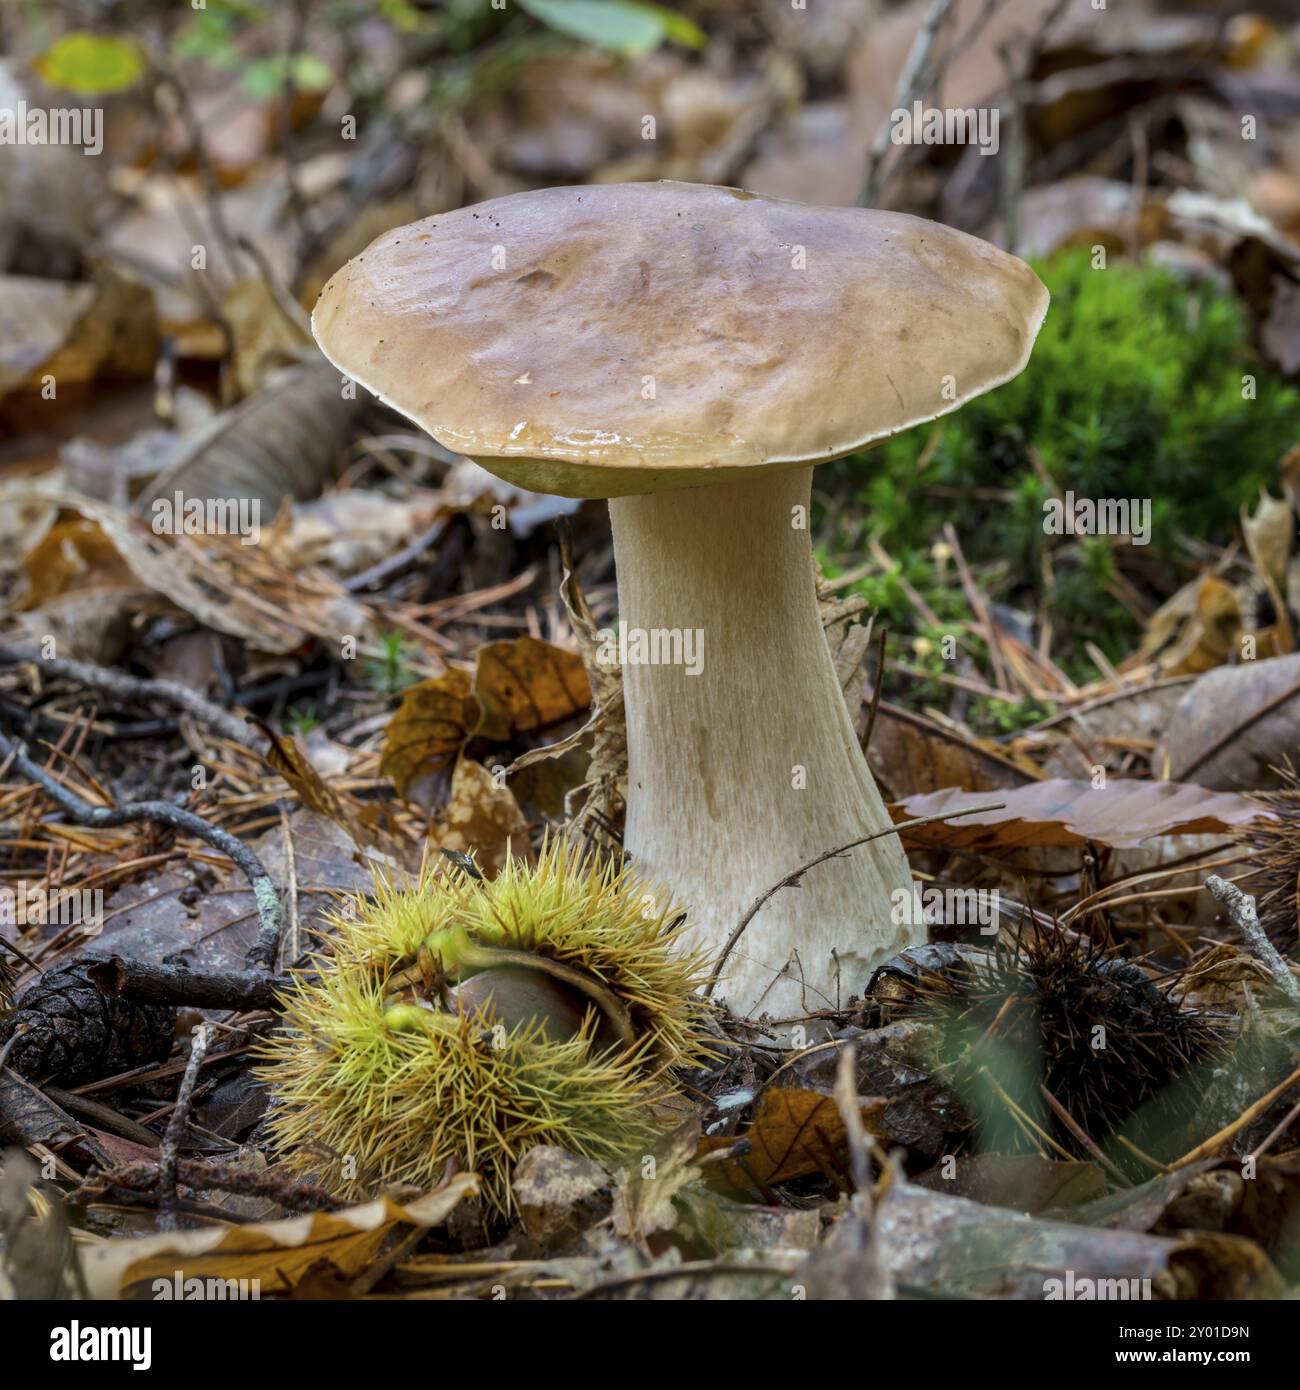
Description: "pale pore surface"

(312, 182), (1048, 498)
(610, 466), (921, 1016)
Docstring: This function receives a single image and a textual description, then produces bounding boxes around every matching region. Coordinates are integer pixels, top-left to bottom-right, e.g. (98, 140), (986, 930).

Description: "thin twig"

(1206, 875), (1300, 1006)
(1038, 1084), (1129, 1185)
(857, 0), (958, 208)
(1171, 1058), (1300, 1170)
(862, 627), (888, 753)
(834, 1043), (874, 1205)
(0, 649), (259, 749)
(0, 731), (281, 969)
(158, 1022), (214, 1232)
(705, 802), (1006, 996)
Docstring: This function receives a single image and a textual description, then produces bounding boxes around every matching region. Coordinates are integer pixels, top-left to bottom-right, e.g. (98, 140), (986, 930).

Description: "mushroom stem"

(608, 465), (919, 1018)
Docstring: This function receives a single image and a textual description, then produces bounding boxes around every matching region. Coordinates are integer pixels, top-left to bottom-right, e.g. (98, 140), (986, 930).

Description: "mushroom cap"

(312, 181), (1049, 499)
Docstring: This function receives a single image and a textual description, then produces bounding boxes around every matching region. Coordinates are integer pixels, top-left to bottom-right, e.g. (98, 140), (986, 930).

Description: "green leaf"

(517, 0), (665, 56)
(380, 0), (438, 32)
(630, 2), (706, 48)
(33, 33), (145, 95)
(240, 52), (333, 100)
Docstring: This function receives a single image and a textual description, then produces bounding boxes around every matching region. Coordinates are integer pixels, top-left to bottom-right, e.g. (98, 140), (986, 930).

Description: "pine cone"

(0, 961), (175, 1085)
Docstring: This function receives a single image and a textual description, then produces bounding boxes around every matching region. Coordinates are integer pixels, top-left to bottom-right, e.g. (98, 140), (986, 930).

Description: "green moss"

(820, 251), (1300, 682)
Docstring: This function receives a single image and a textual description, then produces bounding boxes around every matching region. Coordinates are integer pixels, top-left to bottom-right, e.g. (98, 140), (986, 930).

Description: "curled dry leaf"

(894, 778), (1269, 851)
(612, 1118), (701, 1245)
(0, 270), (156, 396)
(1141, 574), (1243, 677)
(1162, 652), (1300, 790)
(864, 700), (1037, 799)
(431, 756), (529, 874)
(80, 1177), (479, 1299)
(134, 357), (359, 518)
(698, 1086), (888, 1192)
(0, 485), (377, 655)
(507, 536), (625, 836)
(382, 637), (590, 799)
(256, 719), (407, 857)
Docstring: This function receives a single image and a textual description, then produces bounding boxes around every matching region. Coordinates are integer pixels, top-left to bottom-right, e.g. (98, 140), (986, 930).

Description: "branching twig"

(158, 1022), (214, 1232)
(1206, 875), (1300, 1006)
(857, 0), (957, 208)
(0, 731), (281, 969)
(84, 955), (285, 1012)
(0, 649), (259, 749)
(85, 1157), (340, 1214)
(705, 802), (1006, 996)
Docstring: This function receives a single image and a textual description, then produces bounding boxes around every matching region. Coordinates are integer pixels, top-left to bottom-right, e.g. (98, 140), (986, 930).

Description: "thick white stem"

(608, 466), (920, 1019)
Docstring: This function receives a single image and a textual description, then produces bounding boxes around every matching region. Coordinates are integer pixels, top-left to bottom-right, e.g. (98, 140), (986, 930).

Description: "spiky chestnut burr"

(259, 841), (712, 1214)
(877, 928), (1224, 1166)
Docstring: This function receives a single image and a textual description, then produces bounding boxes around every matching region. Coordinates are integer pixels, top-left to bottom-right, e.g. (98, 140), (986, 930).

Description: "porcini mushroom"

(312, 182), (1048, 1019)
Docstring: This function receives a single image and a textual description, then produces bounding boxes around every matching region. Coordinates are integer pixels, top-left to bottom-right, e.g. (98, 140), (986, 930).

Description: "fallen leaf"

(134, 357), (358, 518)
(1162, 652), (1300, 790)
(612, 1118), (701, 1244)
(381, 667), (481, 796)
(80, 1177), (479, 1299)
(0, 271), (156, 396)
(865, 701), (1037, 799)
(698, 1086), (888, 1191)
(383, 638), (590, 799)
(431, 757), (529, 874)
(475, 636), (591, 740)
(256, 720), (403, 856)
(893, 778), (1269, 851)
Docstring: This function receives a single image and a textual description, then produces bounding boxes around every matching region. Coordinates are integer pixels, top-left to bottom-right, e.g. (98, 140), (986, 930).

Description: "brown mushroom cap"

(312, 181), (1048, 499)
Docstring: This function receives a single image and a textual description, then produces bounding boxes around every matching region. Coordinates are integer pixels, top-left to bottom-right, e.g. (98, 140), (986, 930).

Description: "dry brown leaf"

(612, 1118), (701, 1245)
(1244, 490), (1294, 591)
(382, 667), (483, 797)
(865, 701), (1037, 799)
(18, 518), (136, 606)
(1135, 574), (1245, 676)
(699, 1087), (888, 1191)
(80, 1177), (478, 1299)
(475, 637), (591, 741)
(508, 541), (627, 836)
(431, 757), (529, 874)
(221, 278), (313, 397)
(134, 357), (358, 518)
(255, 719), (407, 857)
(1163, 652), (1300, 790)
(0, 485), (288, 648)
(1243, 489), (1295, 655)
(894, 778), (1268, 851)
(383, 638), (590, 800)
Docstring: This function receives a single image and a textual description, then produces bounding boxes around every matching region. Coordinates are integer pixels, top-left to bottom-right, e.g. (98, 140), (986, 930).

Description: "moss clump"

(260, 841), (710, 1214)
(820, 251), (1300, 676)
